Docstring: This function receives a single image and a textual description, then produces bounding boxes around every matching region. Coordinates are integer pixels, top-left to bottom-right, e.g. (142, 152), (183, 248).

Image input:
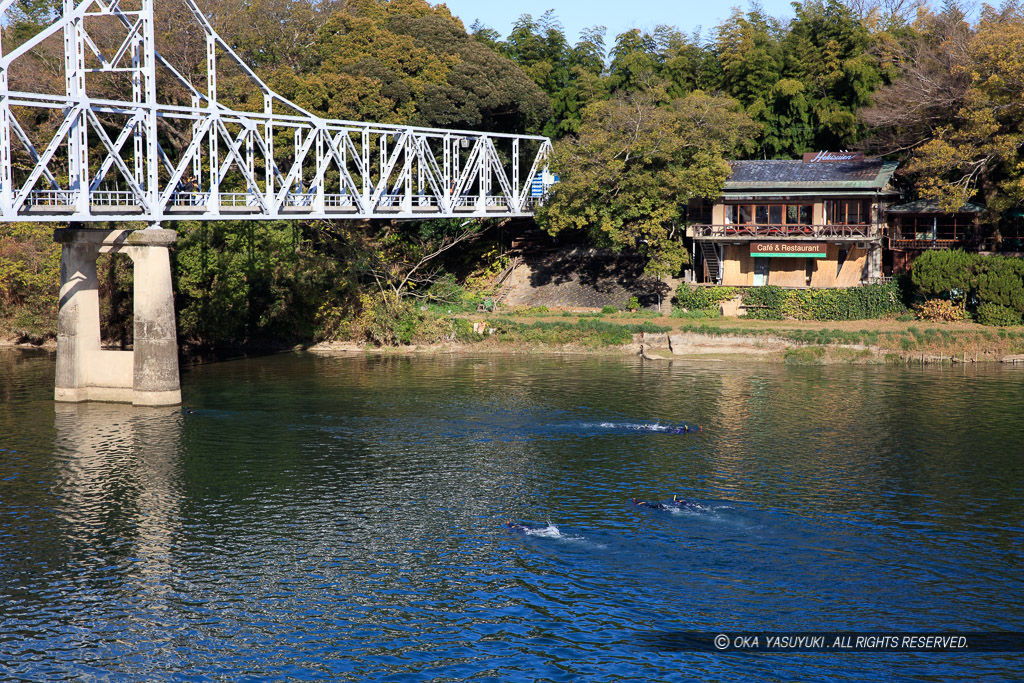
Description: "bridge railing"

(92, 191), (142, 207)
(24, 190), (78, 208)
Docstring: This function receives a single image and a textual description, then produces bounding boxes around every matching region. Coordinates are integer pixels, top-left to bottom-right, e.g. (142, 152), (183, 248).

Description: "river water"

(1, 349), (1022, 681)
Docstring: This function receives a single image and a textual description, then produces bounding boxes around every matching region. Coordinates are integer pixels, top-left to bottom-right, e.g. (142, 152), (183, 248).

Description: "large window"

(687, 198), (713, 224)
(726, 203), (812, 225)
(826, 200), (871, 225)
(893, 215), (972, 241)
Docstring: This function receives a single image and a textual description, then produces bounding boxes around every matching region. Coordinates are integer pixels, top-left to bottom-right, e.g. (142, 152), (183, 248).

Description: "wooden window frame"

(725, 203), (813, 225)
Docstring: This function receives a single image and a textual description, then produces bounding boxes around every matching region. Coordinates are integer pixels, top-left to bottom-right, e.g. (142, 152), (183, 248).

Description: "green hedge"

(674, 284), (738, 312)
(783, 282), (907, 321)
(741, 285), (786, 319)
(975, 257), (1024, 312)
(976, 303), (1023, 326)
(910, 249), (980, 299)
(736, 282), (906, 321)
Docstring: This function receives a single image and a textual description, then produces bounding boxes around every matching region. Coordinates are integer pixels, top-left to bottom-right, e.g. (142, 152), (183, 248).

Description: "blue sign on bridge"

(531, 171), (559, 198)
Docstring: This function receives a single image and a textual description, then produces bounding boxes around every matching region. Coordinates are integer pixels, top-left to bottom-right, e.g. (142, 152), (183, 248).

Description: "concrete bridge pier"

(54, 226), (181, 406)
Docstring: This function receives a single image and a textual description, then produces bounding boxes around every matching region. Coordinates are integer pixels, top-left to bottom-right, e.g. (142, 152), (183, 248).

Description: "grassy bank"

(437, 308), (1024, 362)
(8, 305), (1024, 363)
(666, 319), (1024, 360)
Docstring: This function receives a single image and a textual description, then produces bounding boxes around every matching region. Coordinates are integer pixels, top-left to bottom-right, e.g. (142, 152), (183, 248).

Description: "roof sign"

(802, 151), (865, 163)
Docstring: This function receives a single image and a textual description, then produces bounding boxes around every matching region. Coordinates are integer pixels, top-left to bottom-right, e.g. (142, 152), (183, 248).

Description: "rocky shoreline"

(307, 330), (1021, 365)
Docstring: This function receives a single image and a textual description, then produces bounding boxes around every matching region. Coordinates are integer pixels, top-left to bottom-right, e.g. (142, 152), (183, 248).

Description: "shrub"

(915, 299), (967, 322)
(976, 303), (1023, 327)
(675, 284), (738, 312)
(511, 305), (550, 315)
(784, 346), (827, 365)
(451, 318), (477, 342)
(349, 293), (428, 346)
(626, 295), (640, 310)
(425, 274), (467, 306)
(0, 223), (62, 339)
(975, 256), (1024, 315)
(671, 308), (720, 319)
(463, 247), (510, 291)
(315, 302), (350, 341)
(911, 249), (980, 299)
(601, 305), (618, 314)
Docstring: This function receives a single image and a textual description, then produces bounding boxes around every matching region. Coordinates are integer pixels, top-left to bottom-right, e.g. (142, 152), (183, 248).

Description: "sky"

(437, 0), (801, 45)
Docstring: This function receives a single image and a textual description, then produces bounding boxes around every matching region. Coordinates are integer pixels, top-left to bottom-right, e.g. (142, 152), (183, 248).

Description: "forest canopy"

(469, 0), (1024, 259)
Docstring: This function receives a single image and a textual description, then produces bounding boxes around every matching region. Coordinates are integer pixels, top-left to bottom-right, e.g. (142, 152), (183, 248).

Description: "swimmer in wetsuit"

(670, 425), (703, 434)
(632, 497), (671, 511)
(672, 494), (701, 510)
(505, 521), (529, 533)
(632, 424), (702, 434)
(633, 496), (702, 511)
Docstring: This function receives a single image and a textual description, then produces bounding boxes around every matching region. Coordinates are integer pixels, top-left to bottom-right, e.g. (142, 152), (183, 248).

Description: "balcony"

(692, 223), (877, 240)
(887, 237), (966, 250)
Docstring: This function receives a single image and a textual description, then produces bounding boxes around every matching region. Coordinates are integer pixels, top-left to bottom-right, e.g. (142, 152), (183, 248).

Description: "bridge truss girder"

(0, 0), (553, 224)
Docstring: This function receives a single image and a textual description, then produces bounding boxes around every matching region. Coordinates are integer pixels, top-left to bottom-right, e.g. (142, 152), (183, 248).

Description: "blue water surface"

(0, 350), (1022, 681)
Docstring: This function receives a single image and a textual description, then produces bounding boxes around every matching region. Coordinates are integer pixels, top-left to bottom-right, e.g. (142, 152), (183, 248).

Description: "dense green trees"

(494, 0), (893, 266)
(477, 0), (886, 157)
(538, 89), (757, 274)
(219, 0), (553, 132)
(0, 224), (59, 338)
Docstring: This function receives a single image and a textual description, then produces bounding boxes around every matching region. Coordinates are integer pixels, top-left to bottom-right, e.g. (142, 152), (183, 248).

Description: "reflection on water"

(53, 403), (183, 596)
(1, 349), (1022, 681)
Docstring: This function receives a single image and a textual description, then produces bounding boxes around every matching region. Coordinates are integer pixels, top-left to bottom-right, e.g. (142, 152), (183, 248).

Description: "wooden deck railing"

(887, 238), (964, 249)
(692, 224), (876, 239)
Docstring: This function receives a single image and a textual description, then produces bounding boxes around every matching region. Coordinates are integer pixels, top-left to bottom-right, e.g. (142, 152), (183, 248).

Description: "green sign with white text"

(751, 242), (827, 258)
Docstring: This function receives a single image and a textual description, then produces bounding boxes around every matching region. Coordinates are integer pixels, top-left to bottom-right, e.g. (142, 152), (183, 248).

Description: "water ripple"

(1, 351), (1022, 680)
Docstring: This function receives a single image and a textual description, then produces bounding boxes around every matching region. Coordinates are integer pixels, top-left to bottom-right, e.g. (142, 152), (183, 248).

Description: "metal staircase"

(700, 242), (722, 284)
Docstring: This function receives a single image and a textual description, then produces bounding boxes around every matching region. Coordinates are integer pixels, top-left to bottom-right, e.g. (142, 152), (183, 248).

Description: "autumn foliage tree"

(862, 2), (1024, 215)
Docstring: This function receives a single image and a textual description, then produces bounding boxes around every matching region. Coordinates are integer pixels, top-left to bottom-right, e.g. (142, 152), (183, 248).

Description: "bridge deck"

(15, 192), (540, 221)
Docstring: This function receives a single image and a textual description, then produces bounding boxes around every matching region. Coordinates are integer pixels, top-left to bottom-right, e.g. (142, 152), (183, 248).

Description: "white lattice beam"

(0, 0), (554, 223)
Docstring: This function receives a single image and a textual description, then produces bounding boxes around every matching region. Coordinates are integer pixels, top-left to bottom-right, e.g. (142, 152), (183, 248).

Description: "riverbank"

(309, 309), (1024, 365)
(7, 309), (1024, 364)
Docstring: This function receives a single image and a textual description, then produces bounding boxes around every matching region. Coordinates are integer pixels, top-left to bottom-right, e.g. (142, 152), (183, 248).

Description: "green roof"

(723, 159), (898, 192)
(886, 200), (985, 214)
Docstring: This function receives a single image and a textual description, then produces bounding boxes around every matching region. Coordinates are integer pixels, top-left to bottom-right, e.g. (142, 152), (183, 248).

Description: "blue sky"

(437, 0), (801, 45)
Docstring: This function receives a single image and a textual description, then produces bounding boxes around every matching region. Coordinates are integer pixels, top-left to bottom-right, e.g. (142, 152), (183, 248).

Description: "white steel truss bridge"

(0, 0), (554, 224)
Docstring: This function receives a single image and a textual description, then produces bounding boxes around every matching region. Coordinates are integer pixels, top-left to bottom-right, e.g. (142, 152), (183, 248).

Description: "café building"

(689, 152), (898, 288)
